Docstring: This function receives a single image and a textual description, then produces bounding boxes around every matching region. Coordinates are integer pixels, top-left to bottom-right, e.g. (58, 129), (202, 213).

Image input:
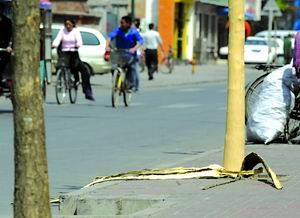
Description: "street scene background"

(1, 64), (263, 217)
(1, 0), (300, 217)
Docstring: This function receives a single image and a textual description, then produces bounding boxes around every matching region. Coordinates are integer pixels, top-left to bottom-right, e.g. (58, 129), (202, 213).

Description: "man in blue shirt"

(106, 16), (144, 92)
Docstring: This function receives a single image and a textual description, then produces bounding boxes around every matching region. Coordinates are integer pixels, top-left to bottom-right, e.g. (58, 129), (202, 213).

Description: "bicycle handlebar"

(255, 64), (284, 71)
(109, 48), (131, 53)
(0, 48), (14, 56)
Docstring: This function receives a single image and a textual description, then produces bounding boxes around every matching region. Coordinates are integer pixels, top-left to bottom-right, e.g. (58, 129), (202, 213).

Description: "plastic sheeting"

(247, 65), (300, 144)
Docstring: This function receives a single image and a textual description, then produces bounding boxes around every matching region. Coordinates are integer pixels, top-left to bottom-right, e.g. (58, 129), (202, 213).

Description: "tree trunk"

(12, 0), (51, 217)
(223, 0), (245, 171)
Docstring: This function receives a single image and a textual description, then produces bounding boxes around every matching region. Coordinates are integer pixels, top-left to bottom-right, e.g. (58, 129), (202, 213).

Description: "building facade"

(88, 0), (129, 34)
(158, 0), (225, 63)
(51, 0), (100, 25)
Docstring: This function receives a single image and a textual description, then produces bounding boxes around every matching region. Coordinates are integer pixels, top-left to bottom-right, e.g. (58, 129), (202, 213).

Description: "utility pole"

(131, 0), (135, 19)
(12, 0), (51, 217)
(223, 0), (245, 171)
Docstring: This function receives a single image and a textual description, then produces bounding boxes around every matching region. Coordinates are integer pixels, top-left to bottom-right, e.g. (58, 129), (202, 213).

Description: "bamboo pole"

(223, 0), (245, 171)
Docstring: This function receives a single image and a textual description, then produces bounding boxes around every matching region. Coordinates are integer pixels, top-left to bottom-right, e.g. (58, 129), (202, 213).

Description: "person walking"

(106, 16), (144, 92)
(52, 19), (95, 101)
(294, 31), (300, 72)
(284, 34), (293, 64)
(143, 23), (164, 80)
(133, 18), (143, 90)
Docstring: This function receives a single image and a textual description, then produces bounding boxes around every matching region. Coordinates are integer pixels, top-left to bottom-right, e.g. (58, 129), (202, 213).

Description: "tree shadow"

(163, 151), (204, 156)
(57, 185), (82, 194)
(51, 115), (96, 119)
(0, 109), (13, 114)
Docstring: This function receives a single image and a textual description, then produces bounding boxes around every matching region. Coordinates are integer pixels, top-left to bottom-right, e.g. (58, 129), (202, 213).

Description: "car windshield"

(81, 32), (100, 45)
(268, 40), (279, 47)
(52, 29), (59, 41)
(245, 40), (267, 46)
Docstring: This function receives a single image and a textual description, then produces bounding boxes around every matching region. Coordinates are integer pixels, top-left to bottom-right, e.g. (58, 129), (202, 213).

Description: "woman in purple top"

(52, 19), (94, 101)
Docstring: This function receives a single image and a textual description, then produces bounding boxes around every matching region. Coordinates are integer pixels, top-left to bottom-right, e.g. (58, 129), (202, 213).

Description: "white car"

(273, 38), (284, 56)
(244, 37), (277, 64)
(52, 25), (111, 75)
(218, 37), (277, 64)
(219, 46), (228, 59)
(255, 30), (296, 49)
(255, 30), (296, 64)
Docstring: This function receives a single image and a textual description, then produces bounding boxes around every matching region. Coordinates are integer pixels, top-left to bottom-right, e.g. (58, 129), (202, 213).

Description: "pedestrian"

(106, 15), (144, 92)
(133, 18), (143, 89)
(143, 23), (164, 80)
(284, 34), (293, 64)
(133, 18), (142, 32)
(52, 19), (95, 101)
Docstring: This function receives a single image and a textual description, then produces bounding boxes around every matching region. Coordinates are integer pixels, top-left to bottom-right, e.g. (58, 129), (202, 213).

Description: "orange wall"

(158, 0), (175, 57)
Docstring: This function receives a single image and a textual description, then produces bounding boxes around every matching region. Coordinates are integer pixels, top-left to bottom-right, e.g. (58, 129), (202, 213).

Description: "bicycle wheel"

(112, 68), (123, 107)
(245, 73), (269, 122)
(168, 57), (174, 74)
(42, 78), (46, 101)
(55, 68), (67, 105)
(159, 58), (170, 74)
(286, 97), (300, 142)
(68, 71), (78, 104)
(123, 73), (132, 107)
(139, 57), (145, 73)
(287, 119), (300, 142)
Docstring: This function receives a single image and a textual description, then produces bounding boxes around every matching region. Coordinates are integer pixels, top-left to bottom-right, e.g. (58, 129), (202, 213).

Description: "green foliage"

(276, 0), (292, 11)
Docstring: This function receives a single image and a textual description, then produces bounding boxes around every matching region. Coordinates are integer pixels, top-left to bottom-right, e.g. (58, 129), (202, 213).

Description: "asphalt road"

(0, 66), (260, 217)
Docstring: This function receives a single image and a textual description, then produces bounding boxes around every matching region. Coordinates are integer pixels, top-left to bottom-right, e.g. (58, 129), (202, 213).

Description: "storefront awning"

(40, 0), (51, 9)
(0, 0), (51, 9)
(199, 0), (227, 7)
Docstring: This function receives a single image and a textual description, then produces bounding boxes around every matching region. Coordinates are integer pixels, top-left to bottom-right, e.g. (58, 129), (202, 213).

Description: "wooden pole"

(223, 0), (245, 171)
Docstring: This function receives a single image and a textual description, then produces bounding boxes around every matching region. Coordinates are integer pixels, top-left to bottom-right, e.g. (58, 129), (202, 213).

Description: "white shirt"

(52, 28), (82, 52)
(143, 30), (162, 50)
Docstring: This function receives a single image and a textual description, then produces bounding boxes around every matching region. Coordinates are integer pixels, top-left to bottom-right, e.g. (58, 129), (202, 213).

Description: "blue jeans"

(130, 58), (139, 90)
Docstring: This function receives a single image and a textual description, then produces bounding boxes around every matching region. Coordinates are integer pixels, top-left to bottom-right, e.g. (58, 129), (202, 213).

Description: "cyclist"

(294, 31), (300, 76)
(106, 15), (144, 92)
(0, 2), (12, 87)
(52, 19), (95, 101)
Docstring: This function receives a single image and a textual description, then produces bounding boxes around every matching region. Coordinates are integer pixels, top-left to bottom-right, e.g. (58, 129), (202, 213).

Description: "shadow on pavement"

(0, 109), (12, 114)
(163, 151), (204, 156)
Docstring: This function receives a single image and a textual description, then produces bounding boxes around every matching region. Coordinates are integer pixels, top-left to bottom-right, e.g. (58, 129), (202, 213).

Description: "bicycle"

(245, 64), (300, 143)
(55, 55), (79, 105)
(39, 60), (48, 100)
(159, 46), (174, 74)
(108, 49), (135, 107)
(0, 48), (48, 100)
(139, 53), (146, 73)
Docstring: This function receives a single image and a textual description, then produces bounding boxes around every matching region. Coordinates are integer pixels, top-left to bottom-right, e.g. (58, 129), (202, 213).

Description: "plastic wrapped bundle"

(247, 65), (299, 144)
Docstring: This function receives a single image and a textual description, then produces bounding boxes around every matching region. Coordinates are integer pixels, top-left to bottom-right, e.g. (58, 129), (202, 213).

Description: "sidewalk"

(90, 63), (262, 90)
(55, 143), (300, 218)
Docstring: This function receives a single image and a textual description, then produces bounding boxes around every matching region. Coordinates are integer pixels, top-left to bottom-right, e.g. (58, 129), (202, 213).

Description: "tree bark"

(12, 0), (51, 217)
(223, 0), (245, 171)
